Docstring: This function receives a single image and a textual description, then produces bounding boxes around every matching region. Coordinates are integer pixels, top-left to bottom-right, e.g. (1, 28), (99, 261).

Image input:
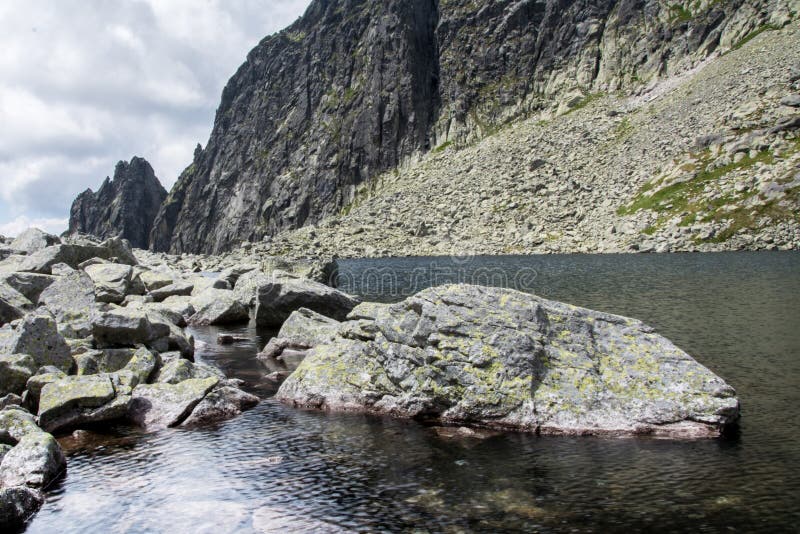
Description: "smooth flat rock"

(277, 284), (740, 438)
(91, 308), (170, 350)
(84, 263), (135, 304)
(149, 281), (193, 302)
(37, 375), (123, 433)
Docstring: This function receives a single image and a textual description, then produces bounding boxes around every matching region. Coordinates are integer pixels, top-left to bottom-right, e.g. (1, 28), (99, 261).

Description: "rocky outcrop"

(277, 284), (740, 438)
(69, 157), (167, 249)
(149, 0), (796, 254)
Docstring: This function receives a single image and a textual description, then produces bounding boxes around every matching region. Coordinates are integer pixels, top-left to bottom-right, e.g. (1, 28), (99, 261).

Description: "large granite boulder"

(0, 486), (44, 530)
(0, 432), (65, 487)
(84, 263), (138, 304)
(37, 270), (97, 338)
(128, 377), (219, 430)
(17, 237), (137, 275)
(9, 229), (60, 255)
(92, 308), (170, 351)
(188, 289), (249, 326)
(153, 359), (223, 385)
(0, 273), (56, 303)
(138, 269), (175, 292)
(277, 285), (740, 438)
(0, 283), (31, 327)
(254, 273), (360, 327)
(0, 312), (72, 373)
(181, 385), (259, 428)
(258, 308), (340, 372)
(0, 355), (36, 397)
(37, 374), (131, 433)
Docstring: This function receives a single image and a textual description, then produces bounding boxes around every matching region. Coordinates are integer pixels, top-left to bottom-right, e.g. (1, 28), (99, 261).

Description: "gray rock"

(158, 296), (196, 322)
(149, 281), (193, 302)
(0, 312), (72, 373)
(68, 157), (168, 249)
(139, 269), (175, 291)
(16, 236), (137, 275)
(24, 371), (66, 410)
(188, 289), (249, 325)
(0, 283), (32, 327)
(0, 394), (23, 410)
(9, 229), (60, 255)
(258, 308), (340, 372)
(188, 276), (231, 296)
(0, 432), (65, 488)
(181, 385), (259, 427)
(0, 355), (36, 397)
(84, 263), (136, 304)
(0, 273), (56, 303)
(92, 308), (170, 350)
(37, 270), (97, 338)
(254, 275), (360, 327)
(128, 377), (219, 429)
(779, 93), (800, 107)
(278, 285), (740, 438)
(0, 486), (44, 530)
(154, 359), (223, 385)
(37, 374), (125, 433)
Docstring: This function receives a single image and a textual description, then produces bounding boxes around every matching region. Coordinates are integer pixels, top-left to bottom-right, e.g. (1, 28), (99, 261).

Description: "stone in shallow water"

(0, 432), (65, 488)
(128, 377), (219, 430)
(0, 486), (44, 530)
(277, 284), (740, 438)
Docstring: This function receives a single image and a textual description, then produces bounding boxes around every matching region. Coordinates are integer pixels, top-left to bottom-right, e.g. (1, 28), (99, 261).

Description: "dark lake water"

(26, 252), (800, 533)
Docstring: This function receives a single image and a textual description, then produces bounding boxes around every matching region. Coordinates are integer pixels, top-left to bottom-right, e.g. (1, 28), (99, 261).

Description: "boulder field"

(0, 228), (742, 529)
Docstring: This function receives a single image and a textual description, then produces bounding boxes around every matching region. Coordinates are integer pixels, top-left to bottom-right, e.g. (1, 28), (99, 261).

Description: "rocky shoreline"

(0, 229), (743, 529)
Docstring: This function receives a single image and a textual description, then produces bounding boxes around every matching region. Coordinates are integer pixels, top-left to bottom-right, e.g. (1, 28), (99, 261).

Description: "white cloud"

(0, 0), (311, 233)
(0, 216), (69, 238)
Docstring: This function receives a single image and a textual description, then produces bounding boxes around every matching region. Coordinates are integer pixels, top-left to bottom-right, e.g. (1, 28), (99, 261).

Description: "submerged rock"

(180, 385), (259, 428)
(277, 285), (740, 438)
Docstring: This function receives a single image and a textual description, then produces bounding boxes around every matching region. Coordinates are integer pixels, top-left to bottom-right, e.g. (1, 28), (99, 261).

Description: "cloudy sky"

(0, 0), (311, 237)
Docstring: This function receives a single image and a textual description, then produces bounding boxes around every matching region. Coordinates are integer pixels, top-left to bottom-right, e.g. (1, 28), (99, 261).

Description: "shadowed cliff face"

(149, 0), (791, 254)
(69, 157), (167, 249)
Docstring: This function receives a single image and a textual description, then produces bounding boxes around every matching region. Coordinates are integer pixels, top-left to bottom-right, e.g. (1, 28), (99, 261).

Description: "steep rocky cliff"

(69, 157), (167, 249)
(150, 0), (798, 254)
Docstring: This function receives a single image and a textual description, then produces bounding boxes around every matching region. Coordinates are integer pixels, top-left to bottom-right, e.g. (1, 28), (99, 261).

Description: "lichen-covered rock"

(0, 486), (44, 531)
(0, 283), (31, 327)
(258, 308), (340, 372)
(128, 377), (219, 430)
(0, 273), (56, 303)
(84, 263), (137, 304)
(254, 274), (360, 326)
(0, 312), (72, 373)
(17, 238), (136, 275)
(188, 289), (249, 326)
(181, 385), (259, 428)
(0, 432), (65, 487)
(37, 270), (97, 338)
(37, 375), (119, 433)
(278, 284), (740, 438)
(0, 355), (36, 397)
(9, 229), (60, 256)
(92, 308), (170, 350)
(154, 359), (223, 385)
